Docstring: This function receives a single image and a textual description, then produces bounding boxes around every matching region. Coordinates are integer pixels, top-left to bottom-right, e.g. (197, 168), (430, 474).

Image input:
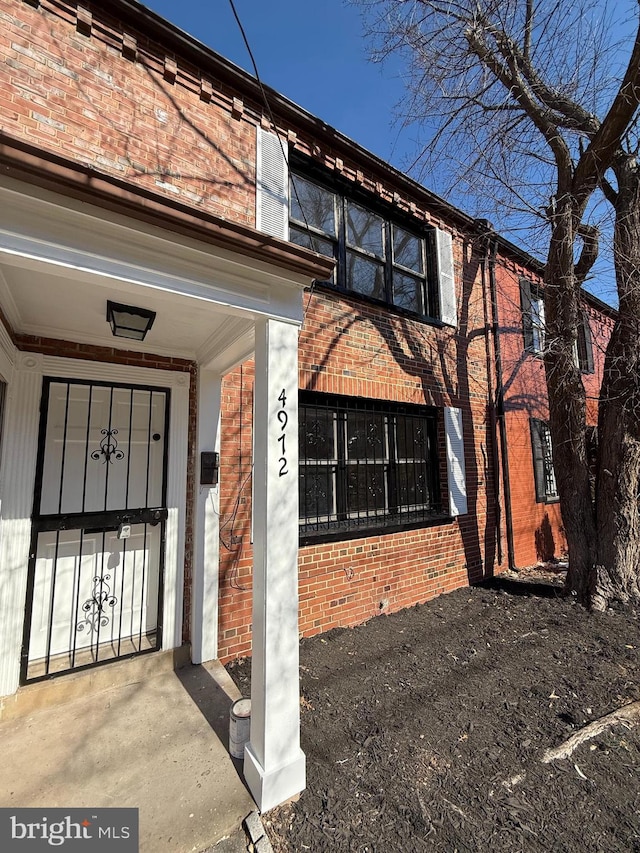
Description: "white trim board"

(0, 176), (307, 326)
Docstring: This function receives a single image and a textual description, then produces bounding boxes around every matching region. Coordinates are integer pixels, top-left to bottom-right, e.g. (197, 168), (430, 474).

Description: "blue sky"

(142, 0), (415, 169)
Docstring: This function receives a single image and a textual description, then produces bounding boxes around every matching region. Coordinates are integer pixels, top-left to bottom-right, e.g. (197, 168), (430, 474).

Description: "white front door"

(23, 379), (169, 681)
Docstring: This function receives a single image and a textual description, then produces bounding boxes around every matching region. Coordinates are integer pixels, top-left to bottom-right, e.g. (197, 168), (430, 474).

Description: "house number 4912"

(277, 388), (288, 477)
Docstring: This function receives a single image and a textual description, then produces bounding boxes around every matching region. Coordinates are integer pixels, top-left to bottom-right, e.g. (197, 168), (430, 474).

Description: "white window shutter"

(445, 406), (467, 516)
(436, 229), (457, 327)
(256, 127), (288, 239)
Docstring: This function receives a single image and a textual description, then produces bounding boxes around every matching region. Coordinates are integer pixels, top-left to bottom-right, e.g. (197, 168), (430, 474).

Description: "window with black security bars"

(531, 418), (559, 503)
(299, 392), (444, 541)
(540, 423), (558, 498)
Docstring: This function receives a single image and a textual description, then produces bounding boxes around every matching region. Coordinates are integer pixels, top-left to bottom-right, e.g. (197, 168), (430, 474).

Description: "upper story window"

(289, 176), (337, 261)
(520, 277), (595, 373)
(530, 291), (545, 353)
(520, 278), (545, 354)
(575, 312), (595, 373)
(254, 129), (457, 325)
(289, 172), (455, 323)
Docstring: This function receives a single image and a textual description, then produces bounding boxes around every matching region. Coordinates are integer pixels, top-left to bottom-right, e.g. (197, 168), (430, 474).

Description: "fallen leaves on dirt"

(228, 580), (640, 852)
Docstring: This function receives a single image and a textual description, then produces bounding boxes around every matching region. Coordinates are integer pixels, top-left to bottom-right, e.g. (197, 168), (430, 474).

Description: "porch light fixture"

(106, 301), (156, 341)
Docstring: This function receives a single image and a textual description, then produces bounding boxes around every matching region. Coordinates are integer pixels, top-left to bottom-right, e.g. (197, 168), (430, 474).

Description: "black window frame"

(520, 277), (545, 355)
(530, 418), (559, 503)
(576, 311), (595, 373)
(299, 392), (445, 544)
(521, 279), (595, 375)
(289, 166), (440, 322)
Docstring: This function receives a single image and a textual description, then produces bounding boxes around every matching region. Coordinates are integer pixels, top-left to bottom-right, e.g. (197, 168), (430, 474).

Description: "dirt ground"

(228, 568), (640, 852)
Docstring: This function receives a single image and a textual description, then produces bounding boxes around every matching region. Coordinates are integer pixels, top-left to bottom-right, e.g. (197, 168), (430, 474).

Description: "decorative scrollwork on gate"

(76, 573), (118, 635)
(91, 428), (125, 464)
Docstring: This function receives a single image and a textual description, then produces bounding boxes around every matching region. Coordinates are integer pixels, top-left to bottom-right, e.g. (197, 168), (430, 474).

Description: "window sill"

(311, 281), (443, 328)
(300, 511), (452, 546)
(524, 348), (595, 376)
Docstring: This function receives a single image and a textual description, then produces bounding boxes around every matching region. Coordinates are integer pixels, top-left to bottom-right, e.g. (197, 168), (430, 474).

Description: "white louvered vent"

(256, 127), (288, 239)
(445, 406), (467, 517)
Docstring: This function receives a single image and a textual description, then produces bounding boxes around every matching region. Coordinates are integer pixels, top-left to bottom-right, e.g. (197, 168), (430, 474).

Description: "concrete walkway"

(0, 655), (256, 852)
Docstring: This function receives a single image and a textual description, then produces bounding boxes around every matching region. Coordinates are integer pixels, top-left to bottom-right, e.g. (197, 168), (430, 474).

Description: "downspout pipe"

(475, 218), (516, 571)
(478, 227), (503, 566)
(487, 234), (516, 571)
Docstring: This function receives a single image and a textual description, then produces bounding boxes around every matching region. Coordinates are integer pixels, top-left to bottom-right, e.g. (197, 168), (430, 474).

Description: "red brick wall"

(494, 261), (613, 567)
(0, 0), (503, 664)
(218, 361), (255, 660)
(0, 0), (258, 227)
(14, 333), (194, 372)
(217, 243), (503, 661)
(504, 409), (566, 566)
(0, 0), (479, 244)
(583, 303), (614, 423)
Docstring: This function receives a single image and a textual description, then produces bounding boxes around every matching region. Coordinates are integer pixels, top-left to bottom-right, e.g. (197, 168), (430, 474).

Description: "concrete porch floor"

(0, 652), (256, 852)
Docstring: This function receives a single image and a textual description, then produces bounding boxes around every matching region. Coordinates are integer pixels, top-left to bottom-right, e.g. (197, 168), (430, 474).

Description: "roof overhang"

(0, 132), (335, 284)
(0, 135), (335, 372)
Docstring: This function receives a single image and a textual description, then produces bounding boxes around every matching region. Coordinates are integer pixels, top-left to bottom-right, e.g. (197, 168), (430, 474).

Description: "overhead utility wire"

(227, 0), (320, 324)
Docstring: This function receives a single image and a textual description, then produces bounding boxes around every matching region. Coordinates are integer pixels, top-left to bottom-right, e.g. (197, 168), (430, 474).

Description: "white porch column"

(191, 370), (222, 664)
(244, 317), (304, 812)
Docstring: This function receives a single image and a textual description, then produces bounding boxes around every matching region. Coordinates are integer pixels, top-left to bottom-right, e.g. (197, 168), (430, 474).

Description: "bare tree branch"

(356, 0), (640, 610)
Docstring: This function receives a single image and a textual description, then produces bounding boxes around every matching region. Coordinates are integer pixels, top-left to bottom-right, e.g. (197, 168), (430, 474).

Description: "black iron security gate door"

(22, 379), (170, 683)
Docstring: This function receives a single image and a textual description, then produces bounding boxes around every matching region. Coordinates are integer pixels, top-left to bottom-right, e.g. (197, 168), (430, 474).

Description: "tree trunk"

(543, 195), (598, 605)
(593, 155), (640, 610)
